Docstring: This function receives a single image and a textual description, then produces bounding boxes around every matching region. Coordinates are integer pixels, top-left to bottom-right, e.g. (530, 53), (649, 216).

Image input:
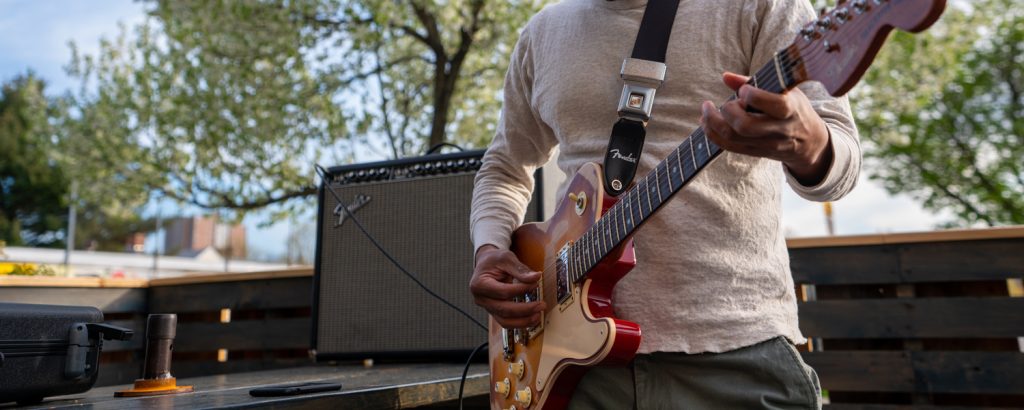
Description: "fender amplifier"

(312, 149), (563, 360)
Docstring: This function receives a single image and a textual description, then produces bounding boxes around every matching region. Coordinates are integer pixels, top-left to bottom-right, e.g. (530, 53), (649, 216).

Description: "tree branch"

(905, 156), (994, 226)
(408, 1), (446, 56)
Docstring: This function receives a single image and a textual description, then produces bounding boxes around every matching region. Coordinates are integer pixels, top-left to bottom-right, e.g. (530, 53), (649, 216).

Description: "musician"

(470, 0), (860, 407)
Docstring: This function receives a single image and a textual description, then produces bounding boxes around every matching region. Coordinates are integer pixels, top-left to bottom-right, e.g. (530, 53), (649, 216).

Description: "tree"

(1, 74), (158, 251)
(0, 74), (66, 247)
(64, 0), (543, 216)
(852, 0), (1024, 226)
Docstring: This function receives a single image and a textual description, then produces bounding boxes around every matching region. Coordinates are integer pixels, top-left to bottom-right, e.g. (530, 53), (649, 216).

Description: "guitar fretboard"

(567, 45), (803, 283)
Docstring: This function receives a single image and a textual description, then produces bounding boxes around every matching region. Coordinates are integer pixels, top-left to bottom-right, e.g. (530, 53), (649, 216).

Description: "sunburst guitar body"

(489, 162), (640, 410)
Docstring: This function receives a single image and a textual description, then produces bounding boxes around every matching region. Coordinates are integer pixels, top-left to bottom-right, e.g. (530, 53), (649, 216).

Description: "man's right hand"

(469, 244), (546, 329)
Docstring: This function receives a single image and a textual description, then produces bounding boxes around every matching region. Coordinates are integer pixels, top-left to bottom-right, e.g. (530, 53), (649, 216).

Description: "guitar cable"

(314, 164), (489, 408)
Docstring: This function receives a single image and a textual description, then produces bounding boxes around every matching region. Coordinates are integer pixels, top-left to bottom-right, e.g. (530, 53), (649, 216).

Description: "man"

(469, 0), (860, 407)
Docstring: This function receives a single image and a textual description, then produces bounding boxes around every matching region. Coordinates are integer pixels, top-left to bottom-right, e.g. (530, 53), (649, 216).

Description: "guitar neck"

(567, 45), (806, 283)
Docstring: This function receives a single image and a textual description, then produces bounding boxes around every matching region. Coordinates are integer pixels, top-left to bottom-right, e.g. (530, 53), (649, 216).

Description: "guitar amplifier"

(312, 149), (563, 360)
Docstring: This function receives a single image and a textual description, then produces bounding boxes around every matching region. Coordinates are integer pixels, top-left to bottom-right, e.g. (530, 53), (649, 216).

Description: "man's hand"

(701, 72), (833, 186)
(470, 245), (546, 328)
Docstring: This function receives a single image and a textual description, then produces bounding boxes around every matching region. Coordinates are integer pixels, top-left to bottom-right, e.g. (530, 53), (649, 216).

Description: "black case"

(0, 302), (133, 405)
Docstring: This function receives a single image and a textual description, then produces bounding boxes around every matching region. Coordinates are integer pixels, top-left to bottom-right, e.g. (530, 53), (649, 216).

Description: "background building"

(164, 216), (247, 259)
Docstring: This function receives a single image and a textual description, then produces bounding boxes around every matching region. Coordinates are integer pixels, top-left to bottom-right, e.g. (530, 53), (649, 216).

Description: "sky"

(0, 1), (951, 260)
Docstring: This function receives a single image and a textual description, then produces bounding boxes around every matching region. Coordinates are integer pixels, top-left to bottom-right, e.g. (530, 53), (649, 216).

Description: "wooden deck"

(5, 363), (489, 410)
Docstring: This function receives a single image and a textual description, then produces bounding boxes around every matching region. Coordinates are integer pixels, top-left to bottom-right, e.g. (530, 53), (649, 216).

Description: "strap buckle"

(616, 58), (667, 123)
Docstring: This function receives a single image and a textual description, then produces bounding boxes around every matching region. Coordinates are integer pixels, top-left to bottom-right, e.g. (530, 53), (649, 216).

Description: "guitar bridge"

(523, 281), (544, 340)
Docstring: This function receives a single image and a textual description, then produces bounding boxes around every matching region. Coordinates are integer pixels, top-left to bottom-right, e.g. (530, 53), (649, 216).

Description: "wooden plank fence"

(790, 227), (1024, 408)
(2, 227), (1022, 409)
(0, 269), (314, 387)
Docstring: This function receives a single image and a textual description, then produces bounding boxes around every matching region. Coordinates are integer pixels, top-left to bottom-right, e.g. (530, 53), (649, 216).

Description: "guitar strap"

(603, 0), (681, 196)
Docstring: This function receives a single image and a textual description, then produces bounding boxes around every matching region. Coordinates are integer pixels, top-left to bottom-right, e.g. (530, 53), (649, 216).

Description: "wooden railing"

(0, 269), (314, 386)
(2, 226), (1022, 406)
(789, 227), (1024, 408)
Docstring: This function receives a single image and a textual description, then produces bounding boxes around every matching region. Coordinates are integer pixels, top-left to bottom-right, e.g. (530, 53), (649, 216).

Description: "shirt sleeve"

(470, 26), (558, 253)
(749, 0), (862, 202)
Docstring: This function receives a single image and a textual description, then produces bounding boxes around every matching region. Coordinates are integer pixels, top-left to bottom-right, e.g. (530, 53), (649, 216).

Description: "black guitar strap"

(603, 0), (681, 196)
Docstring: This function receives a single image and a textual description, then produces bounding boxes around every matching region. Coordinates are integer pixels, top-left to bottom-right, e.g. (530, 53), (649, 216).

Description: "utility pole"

(64, 181), (78, 274)
(152, 196), (162, 278)
(823, 202), (835, 236)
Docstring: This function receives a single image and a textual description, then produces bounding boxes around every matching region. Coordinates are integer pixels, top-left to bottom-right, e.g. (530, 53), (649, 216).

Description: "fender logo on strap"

(610, 149), (638, 164)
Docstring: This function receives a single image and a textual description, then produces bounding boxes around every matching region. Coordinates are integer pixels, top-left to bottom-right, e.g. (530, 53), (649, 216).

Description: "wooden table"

(8, 364), (490, 409)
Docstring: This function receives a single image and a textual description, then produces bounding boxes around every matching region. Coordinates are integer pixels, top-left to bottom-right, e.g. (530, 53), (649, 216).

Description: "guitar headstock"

(791, 0), (947, 97)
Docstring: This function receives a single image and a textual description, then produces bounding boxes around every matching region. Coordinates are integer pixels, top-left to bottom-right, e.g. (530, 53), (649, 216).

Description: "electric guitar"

(488, 0), (947, 408)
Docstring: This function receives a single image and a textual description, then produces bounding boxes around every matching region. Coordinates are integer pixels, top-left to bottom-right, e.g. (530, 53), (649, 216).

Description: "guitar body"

(488, 162), (642, 410)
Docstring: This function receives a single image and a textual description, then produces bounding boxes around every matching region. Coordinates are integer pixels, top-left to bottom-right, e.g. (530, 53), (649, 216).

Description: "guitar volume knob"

(508, 359), (525, 380)
(495, 377), (510, 397)
(515, 387), (533, 407)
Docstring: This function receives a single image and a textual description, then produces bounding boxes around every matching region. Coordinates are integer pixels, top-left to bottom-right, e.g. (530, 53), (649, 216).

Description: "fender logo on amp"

(333, 194), (372, 228)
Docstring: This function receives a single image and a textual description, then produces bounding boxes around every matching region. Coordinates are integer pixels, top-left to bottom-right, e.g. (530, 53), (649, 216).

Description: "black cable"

(314, 164), (488, 332)
(459, 341), (488, 410)
(423, 141), (464, 153)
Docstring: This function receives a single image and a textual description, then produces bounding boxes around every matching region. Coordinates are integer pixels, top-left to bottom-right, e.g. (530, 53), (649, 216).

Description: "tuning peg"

(835, 8), (850, 23)
(852, 0), (868, 12)
(816, 16), (833, 31)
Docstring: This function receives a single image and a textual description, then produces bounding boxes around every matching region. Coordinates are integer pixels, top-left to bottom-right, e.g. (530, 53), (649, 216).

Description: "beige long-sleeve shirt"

(470, 0), (860, 354)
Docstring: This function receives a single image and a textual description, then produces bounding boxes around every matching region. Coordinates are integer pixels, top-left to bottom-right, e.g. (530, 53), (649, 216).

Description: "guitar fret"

(603, 220), (611, 253)
(653, 166), (664, 203)
(644, 178), (654, 215)
(701, 133), (711, 158)
(675, 147), (686, 181)
(572, 244), (579, 281)
(624, 196), (633, 231)
(626, 190), (634, 228)
(688, 137), (698, 173)
(670, 150), (683, 190)
(584, 235), (592, 272)
(647, 174), (655, 210)
(614, 203), (622, 239)
(772, 52), (788, 90)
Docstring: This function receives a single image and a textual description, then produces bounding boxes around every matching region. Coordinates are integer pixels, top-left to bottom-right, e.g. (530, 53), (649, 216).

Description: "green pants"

(568, 336), (821, 410)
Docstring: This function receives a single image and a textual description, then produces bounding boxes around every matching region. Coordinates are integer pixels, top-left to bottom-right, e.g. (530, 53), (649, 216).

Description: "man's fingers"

(471, 276), (539, 300)
(495, 252), (542, 284)
(493, 313), (543, 329)
(739, 85), (795, 119)
(703, 101), (789, 158)
(474, 297), (545, 320)
(719, 101), (789, 138)
(702, 101), (748, 155)
(722, 71), (749, 92)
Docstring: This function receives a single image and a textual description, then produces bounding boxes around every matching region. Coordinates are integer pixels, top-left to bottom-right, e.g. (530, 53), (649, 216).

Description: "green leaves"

(0, 74), (66, 247)
(852, 0), (1024, 226)
(62, 0), (545, 218)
